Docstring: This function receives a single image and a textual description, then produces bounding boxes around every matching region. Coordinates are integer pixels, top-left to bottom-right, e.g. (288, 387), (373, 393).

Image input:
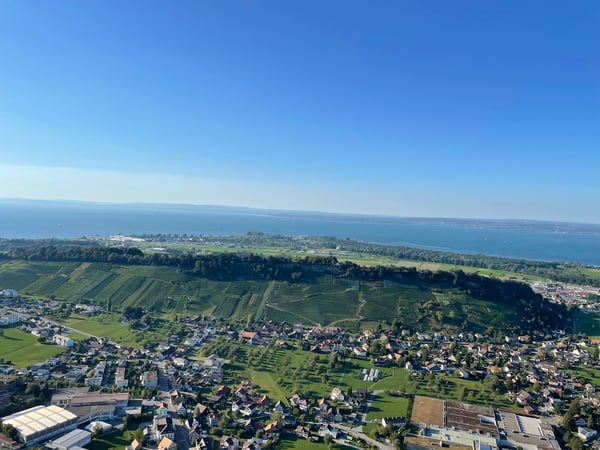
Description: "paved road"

(354, 389), (385, 432)
(174, 422), (190, 450)
(335, 424), (394, 450)
(156, 362), (170, 393)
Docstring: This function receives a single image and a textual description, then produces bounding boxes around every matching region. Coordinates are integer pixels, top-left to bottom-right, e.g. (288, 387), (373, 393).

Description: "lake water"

(2, 199), (600, 266)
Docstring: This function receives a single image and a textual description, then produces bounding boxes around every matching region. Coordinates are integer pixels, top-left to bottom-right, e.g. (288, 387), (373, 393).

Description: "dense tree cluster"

(2, 232), (599, 286)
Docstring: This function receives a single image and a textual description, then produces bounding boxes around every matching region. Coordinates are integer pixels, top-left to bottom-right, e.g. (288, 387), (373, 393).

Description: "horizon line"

(2, 196), (600, 228)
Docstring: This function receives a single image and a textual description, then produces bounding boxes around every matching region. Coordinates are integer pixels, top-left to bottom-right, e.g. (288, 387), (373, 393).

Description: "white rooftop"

(2, 405), (78, 438)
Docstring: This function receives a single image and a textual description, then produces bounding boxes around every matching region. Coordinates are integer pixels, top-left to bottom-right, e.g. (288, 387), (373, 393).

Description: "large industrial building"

(46, 429), (92, 450)
(51, 388), (129, 424)
(1, 405), (78, 445)
(409, 396), (559, 450)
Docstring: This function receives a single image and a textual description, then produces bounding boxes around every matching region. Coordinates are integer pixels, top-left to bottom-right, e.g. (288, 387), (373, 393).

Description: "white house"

(0, 313), (21, 326)
(578, 427), (598, 442)
(115, 366), (128, 388)
(142, 371), (158, 389)
(53, 335), (74, 347)
(330, 387), (345, 402)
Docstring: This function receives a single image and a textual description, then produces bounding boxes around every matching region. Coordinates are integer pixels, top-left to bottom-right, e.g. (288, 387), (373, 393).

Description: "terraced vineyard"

(0, 259), (540, 334)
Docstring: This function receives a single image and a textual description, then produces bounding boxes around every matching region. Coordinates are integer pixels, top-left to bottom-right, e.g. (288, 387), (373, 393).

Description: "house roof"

(158, 437), (175, 450)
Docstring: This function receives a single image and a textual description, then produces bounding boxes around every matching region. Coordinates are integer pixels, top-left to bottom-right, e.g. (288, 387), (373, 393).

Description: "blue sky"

(1, 1), (599, 222)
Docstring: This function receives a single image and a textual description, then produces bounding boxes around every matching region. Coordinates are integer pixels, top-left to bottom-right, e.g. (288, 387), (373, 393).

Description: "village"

(0, 287), (600, 450)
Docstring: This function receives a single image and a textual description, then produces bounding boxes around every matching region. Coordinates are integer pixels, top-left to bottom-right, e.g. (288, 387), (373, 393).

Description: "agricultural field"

(201, 339), (518, 413)
(203, 341), (386, 402)
(263, 278), (520, 333)
(0, 260), (532, 334)
(0, 326), (65, 368)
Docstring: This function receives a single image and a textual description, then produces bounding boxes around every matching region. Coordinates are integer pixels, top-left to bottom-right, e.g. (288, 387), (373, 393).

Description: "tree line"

(315, 236), (600, 287)
(2, 233), (599, 286)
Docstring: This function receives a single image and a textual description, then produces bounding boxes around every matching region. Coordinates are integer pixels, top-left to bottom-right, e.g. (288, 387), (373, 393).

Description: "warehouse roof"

(2, 405), (78, 439)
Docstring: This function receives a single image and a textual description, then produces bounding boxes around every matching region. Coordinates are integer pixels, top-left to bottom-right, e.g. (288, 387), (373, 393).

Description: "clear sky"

(0, 1), (599, 222)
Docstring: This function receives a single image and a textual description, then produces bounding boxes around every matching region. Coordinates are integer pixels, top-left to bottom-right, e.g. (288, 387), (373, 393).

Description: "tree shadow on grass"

(1, 335), (22, 341)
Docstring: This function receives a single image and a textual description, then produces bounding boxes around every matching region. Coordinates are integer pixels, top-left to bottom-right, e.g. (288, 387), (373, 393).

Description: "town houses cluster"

(1, 288), (600, 450)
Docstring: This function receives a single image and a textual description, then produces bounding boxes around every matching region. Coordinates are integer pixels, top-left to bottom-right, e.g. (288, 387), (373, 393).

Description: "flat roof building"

(1, 405), (78, 445)
(46, 429), (92, 450)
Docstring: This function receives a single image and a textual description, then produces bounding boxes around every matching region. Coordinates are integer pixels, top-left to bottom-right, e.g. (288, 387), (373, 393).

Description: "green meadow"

(0, 326), (65, 368)
(575, 310), (600, 339)
(365, 392), (410, 421)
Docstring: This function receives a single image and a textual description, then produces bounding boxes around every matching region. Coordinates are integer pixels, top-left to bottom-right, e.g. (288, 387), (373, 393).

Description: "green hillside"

(0, 258), (564, 335)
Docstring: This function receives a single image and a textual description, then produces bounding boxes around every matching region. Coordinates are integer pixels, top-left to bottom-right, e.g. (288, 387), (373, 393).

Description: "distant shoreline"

(2, 198), (600, 265)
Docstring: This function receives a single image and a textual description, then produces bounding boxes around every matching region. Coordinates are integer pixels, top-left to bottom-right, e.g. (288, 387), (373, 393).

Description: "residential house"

(330, 387), (345, 402)
(154, 416), (176, 440)
(381, 417), (406, 429)
(295, 426), (311, 440)
(53, 335), (74, 347)
(195, 437), (212, 450)
(158, 437), (177, 450)
(240, 332), (258, 345)
(263, 421), (282, 439)
(115, 366), (128, 388)
(318, 424), (339, 439)
(220, 436), (239, 450)
(127, 439), (142, 450)
(155, 402), (170, 416)
(242, 439), (261, 450)
(578, 427), (598, 442)
(142, 371), (158, 389)
(0, 313), (21, 326)
(207, 413), (220, 428)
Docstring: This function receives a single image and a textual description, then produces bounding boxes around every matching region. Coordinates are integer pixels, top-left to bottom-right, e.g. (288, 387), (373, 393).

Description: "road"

(9, 308), (120, 344)
(174, 422), (190, 450)
(335, 424), (394, 450)
(354, 389), (384, 432)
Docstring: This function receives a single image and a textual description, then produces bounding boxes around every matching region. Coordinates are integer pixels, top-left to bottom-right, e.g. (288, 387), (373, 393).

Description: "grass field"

(365, 393), (410, 421)
(62, 313), (134, 343)
(575, 310), (600, 338)
(87, 429), (130, 450)
(569, 366), (600, 387)
(0, 326), (65, 368)
(279, 436), (353, 450)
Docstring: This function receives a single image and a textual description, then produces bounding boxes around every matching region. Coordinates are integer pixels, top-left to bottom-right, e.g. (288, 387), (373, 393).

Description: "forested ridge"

(0, 244), (568, 333)
(2, 232), (599, 287)
(105, 232), (600, 287)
